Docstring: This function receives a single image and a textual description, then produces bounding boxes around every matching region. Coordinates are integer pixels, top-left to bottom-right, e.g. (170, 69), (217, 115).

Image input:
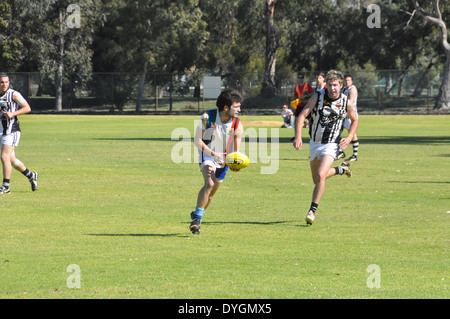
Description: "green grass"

(0, 114), (448, 299)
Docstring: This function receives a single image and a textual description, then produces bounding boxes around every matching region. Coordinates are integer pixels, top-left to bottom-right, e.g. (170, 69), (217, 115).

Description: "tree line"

(0, 0), (448, 110)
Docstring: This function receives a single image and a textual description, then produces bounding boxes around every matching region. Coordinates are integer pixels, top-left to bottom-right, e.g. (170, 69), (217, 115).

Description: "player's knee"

(1, 152), (10, 164)
(12, 158), (22, 168)
(204, 179), (215, 190)
(316, 171), (327, 182)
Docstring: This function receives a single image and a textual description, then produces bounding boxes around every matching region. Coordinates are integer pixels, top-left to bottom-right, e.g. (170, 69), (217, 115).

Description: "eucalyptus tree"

(197, 0), (265, 94)
(93, 0), (208, 111)
(0, 0), (23, 71)
(16, 0), (103, 110)
(412, 0), (450, 109)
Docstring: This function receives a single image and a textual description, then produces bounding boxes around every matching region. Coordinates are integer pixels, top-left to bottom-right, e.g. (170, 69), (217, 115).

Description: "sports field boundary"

(29, 107), (450, 116)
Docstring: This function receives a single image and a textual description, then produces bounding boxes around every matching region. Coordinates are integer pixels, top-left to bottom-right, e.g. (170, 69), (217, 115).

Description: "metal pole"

(154, 73), (158, 111)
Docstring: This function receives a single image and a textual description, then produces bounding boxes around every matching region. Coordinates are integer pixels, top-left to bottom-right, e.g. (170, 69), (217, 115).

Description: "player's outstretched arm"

(293, 92), (318, 150)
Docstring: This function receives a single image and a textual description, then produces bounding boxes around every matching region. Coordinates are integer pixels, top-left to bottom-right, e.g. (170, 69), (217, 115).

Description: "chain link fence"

(5, 69), (444, 114)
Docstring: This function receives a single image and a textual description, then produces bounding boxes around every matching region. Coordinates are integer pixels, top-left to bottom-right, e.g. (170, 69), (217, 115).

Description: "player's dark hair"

(316, 71), (325, 78)
(344, 73), (353, 80)
(216, 88), (243, 111)
(0, 73), (9, 79)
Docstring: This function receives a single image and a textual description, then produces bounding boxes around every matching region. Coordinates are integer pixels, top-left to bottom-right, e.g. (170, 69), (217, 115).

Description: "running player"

(189, 89), (244, 234)
(293, 70), (358, 225)
(0, 73), (38, 194)
(341, 73), (359, 161)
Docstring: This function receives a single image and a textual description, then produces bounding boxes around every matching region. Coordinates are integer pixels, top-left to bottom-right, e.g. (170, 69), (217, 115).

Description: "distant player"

(292, 73), (314, 136)
(0, 73), (38, 194)
(341, 73), (359, 161)
(315, 71), (327, 92)
(189, 89), (244, 235)
(293, 70), (358, 225)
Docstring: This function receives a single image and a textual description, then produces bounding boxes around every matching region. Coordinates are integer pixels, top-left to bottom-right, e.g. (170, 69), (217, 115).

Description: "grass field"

(0, 114), (448, 299)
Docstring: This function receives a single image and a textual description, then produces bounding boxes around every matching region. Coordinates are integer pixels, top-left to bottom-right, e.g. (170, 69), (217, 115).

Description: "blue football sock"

(193, 207), (205, 220)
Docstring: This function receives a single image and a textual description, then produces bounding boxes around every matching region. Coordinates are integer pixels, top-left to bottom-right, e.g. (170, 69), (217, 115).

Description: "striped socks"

(351, 140), (359, 157)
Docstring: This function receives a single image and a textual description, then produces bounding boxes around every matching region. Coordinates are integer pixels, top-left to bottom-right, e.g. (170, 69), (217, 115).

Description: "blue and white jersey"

(0, 89), (21, 135)
(309, 89), (348, 144)
(198, 111), (237, 168)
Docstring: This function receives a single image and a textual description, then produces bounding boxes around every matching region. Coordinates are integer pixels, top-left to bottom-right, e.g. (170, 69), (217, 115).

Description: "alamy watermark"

(366, 264), (381, 289)
(66, 4), (81, 29)
(65, 3), (380, 30)
(171, 121), (279, 174)
(66, 264), (81, 289)
(366, 4), (381, 29)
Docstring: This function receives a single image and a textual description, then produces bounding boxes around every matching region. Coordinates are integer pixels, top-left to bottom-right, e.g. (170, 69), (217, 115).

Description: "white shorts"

(1, 131), (21, 147)
(309, 141), (339, 161)
(199, 154), (227, 182)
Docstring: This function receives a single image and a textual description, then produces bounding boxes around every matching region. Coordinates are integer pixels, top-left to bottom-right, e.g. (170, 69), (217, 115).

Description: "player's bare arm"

(1, 92), (31, 119)
(293, 92), (318, 150)
(233, 121), (244, 153)
(339, 100), (358, 150)
(194, 125), (223, 158)
(348, 86), (358, 105)
(228, 121), (244, 172)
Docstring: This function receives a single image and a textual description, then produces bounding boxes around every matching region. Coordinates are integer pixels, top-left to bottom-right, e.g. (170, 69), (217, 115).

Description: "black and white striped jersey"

(342, 84), (358, 113)
(0, 89), (21, 135)
(308, 89), (348, 144)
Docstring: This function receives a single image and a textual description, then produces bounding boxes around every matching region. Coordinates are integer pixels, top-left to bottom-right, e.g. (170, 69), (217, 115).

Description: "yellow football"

(290, 99), (299, 110)
(225, 152), (249, 170)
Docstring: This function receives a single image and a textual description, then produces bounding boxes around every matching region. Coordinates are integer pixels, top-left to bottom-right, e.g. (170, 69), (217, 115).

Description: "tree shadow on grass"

(389, 180), (450, 184)
(359, 136), (450, 145)
(87, 220), (308, 238)
(278, 136), (450, 145)
(86, 233), (189, 238)
(93, 137), (178, 142)
(95, 135), (450, 146)
(190, 220), (312, 228)
(202, 220), (292, 226)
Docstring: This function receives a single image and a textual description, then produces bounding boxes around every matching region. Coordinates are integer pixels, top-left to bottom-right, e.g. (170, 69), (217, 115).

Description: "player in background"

(315, 71), (327, 92)
(281, 104), (294, 128)
(190, 89), (244, 235)
(0, 73), (38, 194)
(338, 73), (359, 161)
(292, 73), (314, 139)
(293, 70), (358, 225)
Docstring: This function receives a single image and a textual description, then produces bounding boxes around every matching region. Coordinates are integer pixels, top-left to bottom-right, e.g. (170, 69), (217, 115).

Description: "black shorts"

(294, 106), (304, 117)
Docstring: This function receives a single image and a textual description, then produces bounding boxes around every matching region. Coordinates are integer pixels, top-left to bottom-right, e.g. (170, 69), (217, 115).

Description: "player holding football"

(189, 89), (244, 234)
(0, 73), (38, 194)
(293, 70), (358, 225)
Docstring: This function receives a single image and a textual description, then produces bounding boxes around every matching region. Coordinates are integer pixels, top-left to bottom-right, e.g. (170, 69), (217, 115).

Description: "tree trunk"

(136, 61), (148, 112)
(261, 0), (279, 98)
(412, 56), (436, 97)
(435, 53), (450, 109)
(414, 0), (450, 110)
(55, 9), (64, 111)
(316, 35), (324, 71)
(397, 75), (404, 97)
(169, 74), (173, 112)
